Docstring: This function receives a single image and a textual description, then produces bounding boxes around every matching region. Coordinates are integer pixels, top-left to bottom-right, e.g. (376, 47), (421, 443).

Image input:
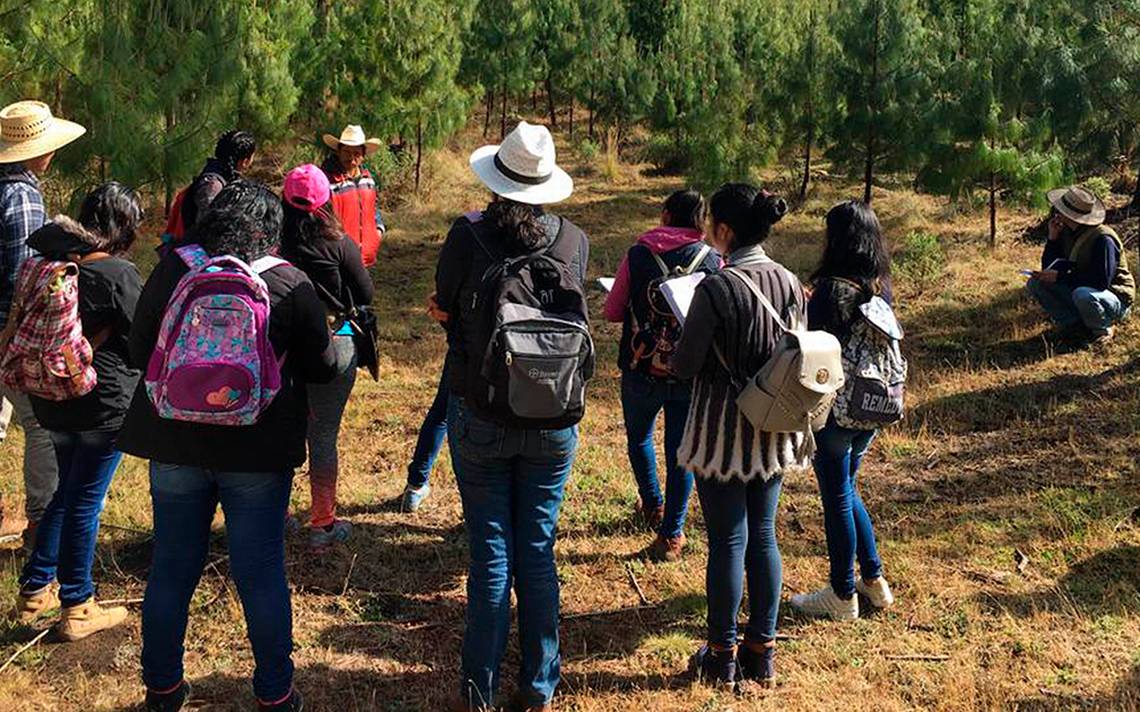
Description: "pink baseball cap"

(283, 163), (331, 213)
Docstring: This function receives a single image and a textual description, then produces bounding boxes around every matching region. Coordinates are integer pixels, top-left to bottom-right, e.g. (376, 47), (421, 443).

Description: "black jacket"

(280, 231), (374, 321)
(116, 249), (338, 472)
(26, 218), (142, 433)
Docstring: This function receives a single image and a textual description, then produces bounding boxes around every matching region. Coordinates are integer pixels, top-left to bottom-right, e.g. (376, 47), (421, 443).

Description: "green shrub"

(1082, 176), (1113, 202)
(641, 133), (690, 175)
(894, 230), (944, 288)
(576, 138), (600, 162)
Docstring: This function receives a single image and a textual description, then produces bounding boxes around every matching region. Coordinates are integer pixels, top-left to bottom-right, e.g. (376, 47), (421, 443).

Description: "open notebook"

(659, 272), (707, 324)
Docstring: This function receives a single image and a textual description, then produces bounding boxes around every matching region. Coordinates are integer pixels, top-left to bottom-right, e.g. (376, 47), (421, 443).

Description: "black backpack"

(464, 217), (594, 429)
(628, 244), (712, 378)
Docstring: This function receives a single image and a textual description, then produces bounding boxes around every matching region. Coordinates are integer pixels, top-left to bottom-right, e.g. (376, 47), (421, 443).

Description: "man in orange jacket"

(320, 125), (386, 267)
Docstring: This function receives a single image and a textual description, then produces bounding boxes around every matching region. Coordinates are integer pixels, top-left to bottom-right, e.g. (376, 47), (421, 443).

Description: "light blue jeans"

(447, 397), (577, 708)
(1027, 278), (1127, 336)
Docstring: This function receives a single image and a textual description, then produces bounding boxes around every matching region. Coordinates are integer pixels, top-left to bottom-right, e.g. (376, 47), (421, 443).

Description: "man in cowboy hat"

(320, 124), (386, 268)
(1027, 185), (1134, 346)
(0, 100), (84, 546)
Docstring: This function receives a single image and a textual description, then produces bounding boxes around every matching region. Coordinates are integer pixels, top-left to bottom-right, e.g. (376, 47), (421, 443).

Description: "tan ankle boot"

(12, 583), (60, 623)
(55, 598), (127, 642)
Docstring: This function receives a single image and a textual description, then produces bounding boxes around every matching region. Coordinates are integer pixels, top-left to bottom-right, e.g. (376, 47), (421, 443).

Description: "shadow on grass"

(976, 545), (1140, 619)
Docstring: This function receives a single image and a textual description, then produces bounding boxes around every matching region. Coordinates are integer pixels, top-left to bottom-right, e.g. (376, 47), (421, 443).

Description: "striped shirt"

(0, 165), (45, 329)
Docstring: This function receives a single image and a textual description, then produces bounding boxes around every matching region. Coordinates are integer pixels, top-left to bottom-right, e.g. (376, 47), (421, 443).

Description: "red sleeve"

(603, 254), (631, 322)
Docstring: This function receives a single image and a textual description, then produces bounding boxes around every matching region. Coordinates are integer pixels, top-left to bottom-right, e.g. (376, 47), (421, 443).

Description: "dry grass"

(0, 124), (1137, 711)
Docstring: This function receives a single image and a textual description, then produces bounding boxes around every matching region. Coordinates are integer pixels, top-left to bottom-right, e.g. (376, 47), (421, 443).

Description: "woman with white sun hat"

(434, 121), (588, 712)
(0, 100), (85, 552)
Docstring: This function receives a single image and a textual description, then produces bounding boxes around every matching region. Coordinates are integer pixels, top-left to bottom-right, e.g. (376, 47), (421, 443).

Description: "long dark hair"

(663, 189), (706, 230)
(78, 181), (142, 254)
(709, 183), (788, 249)
(215, 130), (256, 179)
(484, 198), (548, 253)
(281, 202), (343, 255)
(192, 180), (282, 262)
(811, 200), (891, 290)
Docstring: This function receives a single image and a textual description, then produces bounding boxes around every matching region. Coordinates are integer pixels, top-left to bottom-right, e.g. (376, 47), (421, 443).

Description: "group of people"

(0, 92), (1129, 712)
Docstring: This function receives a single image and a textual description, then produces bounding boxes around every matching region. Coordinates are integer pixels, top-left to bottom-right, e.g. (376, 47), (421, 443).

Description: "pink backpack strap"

(175, 244), (209, 270)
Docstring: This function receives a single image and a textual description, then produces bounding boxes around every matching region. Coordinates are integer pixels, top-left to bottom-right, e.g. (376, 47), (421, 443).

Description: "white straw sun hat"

(1046, 185), (1106, 227)
(322, 124), (382, 155)
(0, 101), (86, 164)
(469, 122), (573, 205)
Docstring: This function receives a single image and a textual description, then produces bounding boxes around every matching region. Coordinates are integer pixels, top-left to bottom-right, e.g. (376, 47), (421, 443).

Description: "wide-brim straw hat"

(469, 121), (572, 206)
(322, 124), (382, 155)
(1047, 185), (1106, 226)
(0, 101), (86, 163)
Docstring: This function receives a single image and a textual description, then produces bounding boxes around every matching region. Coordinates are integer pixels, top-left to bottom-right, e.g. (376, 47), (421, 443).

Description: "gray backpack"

(715, 267), (845, 455)
(832, 294), (907, 430)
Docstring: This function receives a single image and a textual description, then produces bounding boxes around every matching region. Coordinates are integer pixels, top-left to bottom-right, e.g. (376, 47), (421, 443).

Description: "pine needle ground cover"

(0, 134), (1137, 711)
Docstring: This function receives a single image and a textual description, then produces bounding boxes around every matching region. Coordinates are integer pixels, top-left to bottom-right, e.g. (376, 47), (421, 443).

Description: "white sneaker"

(789, 585), (859, 621)
(856, 576), (895, 609)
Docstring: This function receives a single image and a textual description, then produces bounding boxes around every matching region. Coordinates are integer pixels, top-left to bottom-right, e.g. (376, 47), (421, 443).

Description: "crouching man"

(1027, 185), (1133, 348)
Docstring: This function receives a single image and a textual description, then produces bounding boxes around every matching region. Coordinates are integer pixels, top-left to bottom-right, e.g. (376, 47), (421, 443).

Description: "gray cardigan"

(672, 249), (809, 482)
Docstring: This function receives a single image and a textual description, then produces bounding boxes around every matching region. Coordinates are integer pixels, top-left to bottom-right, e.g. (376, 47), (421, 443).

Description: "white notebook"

(597, 277), (615, 292)
(659, 272), (707, 323)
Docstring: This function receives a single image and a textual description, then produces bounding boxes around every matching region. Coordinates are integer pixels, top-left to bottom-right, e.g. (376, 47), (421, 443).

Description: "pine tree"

(831, 0), (935, 203)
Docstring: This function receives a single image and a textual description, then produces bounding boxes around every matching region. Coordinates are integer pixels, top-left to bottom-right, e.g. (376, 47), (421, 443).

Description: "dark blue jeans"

(447, 397), (577, 709)
(813, 419), (882, 599)
(620, 371), (694, 538)
(141, 462), (294, 703)
(695, 474), (783, 647)
(20, 429), (123, 606)
(406, 366), (449, 488)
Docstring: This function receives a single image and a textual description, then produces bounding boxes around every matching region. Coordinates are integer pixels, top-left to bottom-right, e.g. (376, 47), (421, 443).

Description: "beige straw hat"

(469, 121), (572, 205)
(0, 101), (86, 164)
(322, 125), (382, 155)
(1046, 185), (1106, 227)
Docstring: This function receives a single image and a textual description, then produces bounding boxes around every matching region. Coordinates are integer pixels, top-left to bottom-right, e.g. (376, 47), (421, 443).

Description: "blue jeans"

(447, 397), (577, 708)
(141, 462), (294, 703)
(406, 366), (449, 488)
(620, 371), (694, 538)
(20, 429), (123, 606)
(1027, 278), (1127, 336)
(695, 474), (783, 647)
(813, 420), (882, 599)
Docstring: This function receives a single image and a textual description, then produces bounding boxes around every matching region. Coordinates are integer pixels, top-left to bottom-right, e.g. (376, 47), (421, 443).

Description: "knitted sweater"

(671, 245), (809, 482)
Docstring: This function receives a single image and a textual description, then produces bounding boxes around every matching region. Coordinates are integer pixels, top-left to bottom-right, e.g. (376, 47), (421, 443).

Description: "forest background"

(2, 0), (1139, 240)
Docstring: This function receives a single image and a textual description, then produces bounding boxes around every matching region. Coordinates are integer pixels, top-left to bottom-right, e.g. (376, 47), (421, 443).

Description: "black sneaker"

(689, 645), (737, 690)
(259, 688), (303, 711)
(738, 643), (777, 687)
(145, 680), (191, 712)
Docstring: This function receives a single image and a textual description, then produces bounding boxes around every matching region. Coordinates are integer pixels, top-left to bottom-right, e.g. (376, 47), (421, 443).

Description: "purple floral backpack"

(144, 245), (287, 425)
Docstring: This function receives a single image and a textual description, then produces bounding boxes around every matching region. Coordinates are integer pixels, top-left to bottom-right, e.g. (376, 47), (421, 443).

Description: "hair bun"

(753, 192), (788, 226)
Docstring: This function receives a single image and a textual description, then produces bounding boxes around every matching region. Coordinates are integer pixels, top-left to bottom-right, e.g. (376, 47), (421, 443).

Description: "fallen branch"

(0, 628), (52, 676)
(625, 563), (649, 606)
(884, 653), (950, 662)
(101, 523), (153, 538)
(561, 603), (659, 622)
(341, 553), (358, 597)
(101, 597), (145, 606)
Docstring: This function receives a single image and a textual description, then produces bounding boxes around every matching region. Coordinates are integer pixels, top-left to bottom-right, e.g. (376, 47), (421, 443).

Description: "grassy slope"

(0, 127), (1137, 711)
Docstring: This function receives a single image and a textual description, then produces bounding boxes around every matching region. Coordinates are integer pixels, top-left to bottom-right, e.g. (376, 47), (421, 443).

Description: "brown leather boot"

(648, 533), (685, 562)
(55, 597), (128, 642)
(12, 582), (60, 623)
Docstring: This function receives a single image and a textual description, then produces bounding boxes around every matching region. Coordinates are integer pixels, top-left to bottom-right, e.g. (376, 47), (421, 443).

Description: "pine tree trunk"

(588, 81), (596, 141)
(415, 115), (424, 194)
(500, 81), (508, 140)
(163, 107), (175, 214)
(989, 170), (997, 248)
(800, 133), (814, 201)
(1132, 161), (1140, 214)
(532, 85), (538, 113)
(545, 73), (557, 129)
(483, 88), (493, 137)
(568, 98), (574, 140)
(863, 0), (881, 205)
